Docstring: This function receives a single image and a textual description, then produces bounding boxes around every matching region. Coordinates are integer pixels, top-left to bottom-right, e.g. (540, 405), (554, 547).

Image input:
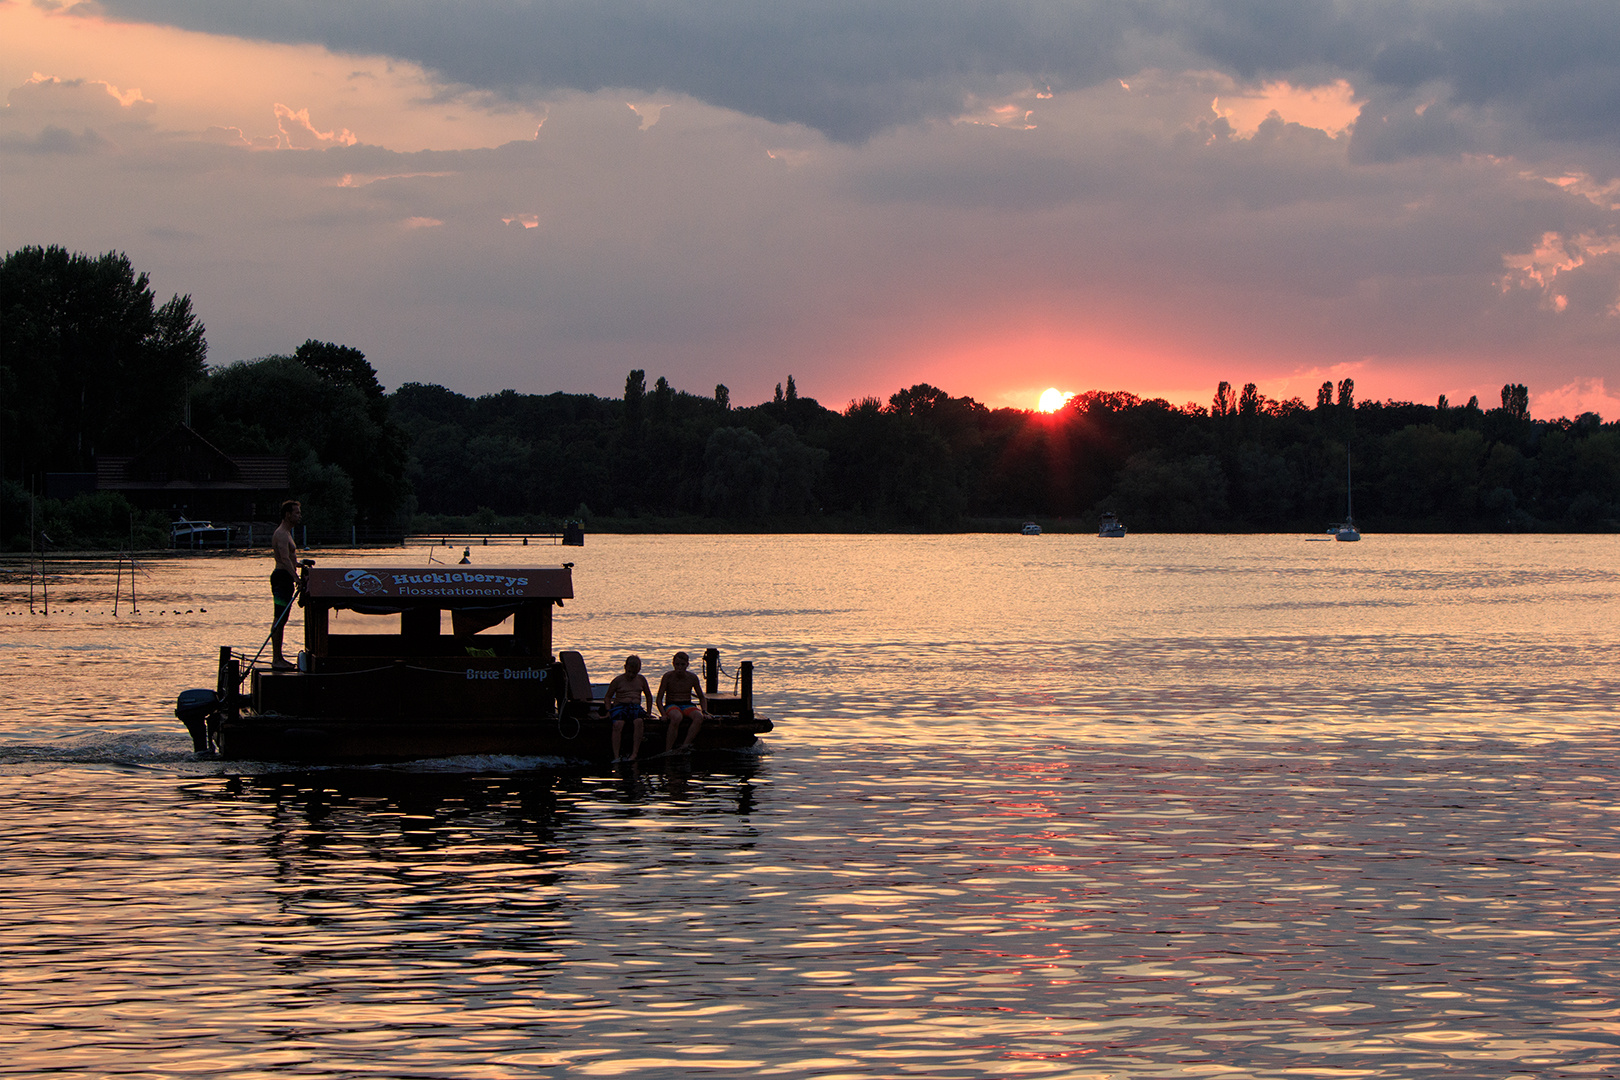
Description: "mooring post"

(29, 488), (36, 615)
(740, 660), (754, 721)
(113, 554), (122, 616)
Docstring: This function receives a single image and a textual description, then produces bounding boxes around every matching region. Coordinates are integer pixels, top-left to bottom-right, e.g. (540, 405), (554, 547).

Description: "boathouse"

(95, 423), (290, 521)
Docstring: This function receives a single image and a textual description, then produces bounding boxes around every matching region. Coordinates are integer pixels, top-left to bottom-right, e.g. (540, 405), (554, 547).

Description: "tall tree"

(623, 369), (646, 427)
(293, 339), (384, 400)
(191, 356), (410, 531)
(1501, 383), (1530, 420)
(1239, 383), (1260, 416)
(1, 246), (206, 482)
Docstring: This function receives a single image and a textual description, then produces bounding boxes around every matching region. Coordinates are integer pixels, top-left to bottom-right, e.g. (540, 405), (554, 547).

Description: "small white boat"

(171, 518), (233, 548)
(1329, 453), (1360, 541)
(1021, 522), (1042, 535)
(1098, 512), (1126, 538)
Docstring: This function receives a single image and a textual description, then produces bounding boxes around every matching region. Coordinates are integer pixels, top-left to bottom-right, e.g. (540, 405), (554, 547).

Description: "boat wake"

(0, 736), (770, 776)
(0, 732), (202, 773)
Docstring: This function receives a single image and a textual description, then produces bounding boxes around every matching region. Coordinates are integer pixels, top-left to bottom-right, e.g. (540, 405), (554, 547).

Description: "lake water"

(2, 534), (1618, 1078)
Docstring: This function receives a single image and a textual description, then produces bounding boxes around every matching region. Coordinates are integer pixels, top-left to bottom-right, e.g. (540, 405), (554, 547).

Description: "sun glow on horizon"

(1037, 387), (1074, 412)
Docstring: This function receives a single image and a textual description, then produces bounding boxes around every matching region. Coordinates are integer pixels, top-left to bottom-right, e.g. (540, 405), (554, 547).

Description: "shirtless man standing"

(270, 500), (301, 670)
(603, 655), (654, 762)
(657, 651), (709, 753)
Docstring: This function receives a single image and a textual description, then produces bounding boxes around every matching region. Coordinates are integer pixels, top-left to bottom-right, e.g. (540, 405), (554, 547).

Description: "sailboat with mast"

(1329, 450), (1360, 541)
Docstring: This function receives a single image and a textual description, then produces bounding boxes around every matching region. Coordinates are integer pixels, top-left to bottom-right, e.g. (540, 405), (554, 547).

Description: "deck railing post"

(740, 660), (753, 721)
(227, 657), (241, 729)
(704, 648), (720, 695)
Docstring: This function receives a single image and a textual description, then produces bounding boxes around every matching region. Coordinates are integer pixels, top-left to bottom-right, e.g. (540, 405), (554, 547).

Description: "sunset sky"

(3, 0), (1617, 416)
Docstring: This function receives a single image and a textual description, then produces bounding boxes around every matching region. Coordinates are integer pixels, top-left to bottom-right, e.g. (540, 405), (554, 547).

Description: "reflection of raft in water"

(175, 563), (771, 763)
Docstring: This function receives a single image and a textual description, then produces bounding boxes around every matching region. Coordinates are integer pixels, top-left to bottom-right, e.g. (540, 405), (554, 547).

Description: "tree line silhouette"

(4, 245), (1616, 544)
(393, 373), (1617, 532)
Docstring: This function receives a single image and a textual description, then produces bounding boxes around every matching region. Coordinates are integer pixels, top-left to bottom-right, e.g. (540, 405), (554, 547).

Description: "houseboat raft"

(175, 562), (772, 763)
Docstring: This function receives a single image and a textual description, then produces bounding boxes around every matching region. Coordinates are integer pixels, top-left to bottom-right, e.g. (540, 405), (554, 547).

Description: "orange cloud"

(1500, 231), (1620, 312)
(1213, 78), (1359, 137)
(1, 2), (546, 151)
(273, 103), (357, 149)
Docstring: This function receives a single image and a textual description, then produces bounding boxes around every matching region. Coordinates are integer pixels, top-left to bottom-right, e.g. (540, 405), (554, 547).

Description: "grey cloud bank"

(5, 1), (1618, 411)
(92, 0), (1620, 150)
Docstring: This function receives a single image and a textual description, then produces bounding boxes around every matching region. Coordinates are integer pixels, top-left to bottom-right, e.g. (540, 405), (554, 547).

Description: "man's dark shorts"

(610, 703), (645, 724)
(271, 568), (294, 616)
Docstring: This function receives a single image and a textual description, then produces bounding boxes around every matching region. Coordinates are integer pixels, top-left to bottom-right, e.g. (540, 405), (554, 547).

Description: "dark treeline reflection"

(398, 375), (1619, 532)
(194, 763), (763, 861)
(174, 764), (763, 984)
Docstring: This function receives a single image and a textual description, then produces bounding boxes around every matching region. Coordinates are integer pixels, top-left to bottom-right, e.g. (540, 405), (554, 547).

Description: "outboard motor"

(175, 689), (219, 753)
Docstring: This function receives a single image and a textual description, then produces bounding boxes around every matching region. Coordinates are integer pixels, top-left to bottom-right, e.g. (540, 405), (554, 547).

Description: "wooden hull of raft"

(217, 713), (771, 763)
(221, 664), (770, 763)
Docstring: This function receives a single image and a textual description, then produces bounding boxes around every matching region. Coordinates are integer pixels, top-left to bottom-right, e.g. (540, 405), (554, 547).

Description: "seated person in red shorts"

(656, 651), (710, 753)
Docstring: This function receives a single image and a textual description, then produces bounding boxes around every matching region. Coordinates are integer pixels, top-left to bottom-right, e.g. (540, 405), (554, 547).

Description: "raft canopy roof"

(304, 567), (574, 611)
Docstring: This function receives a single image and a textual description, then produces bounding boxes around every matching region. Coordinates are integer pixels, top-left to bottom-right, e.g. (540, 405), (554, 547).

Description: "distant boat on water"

(1098, 512), (1126, 538)
(1021, 522), (1042, 535)
(1329, 452), (1360, 541)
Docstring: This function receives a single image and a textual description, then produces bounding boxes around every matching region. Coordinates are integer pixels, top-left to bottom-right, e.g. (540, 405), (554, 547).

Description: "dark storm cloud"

(89, 1), (1620, 147)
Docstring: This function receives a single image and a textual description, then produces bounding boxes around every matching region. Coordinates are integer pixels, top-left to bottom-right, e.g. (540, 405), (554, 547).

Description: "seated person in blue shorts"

(603, 655), (654, 762)
(657, 651), (710, 753)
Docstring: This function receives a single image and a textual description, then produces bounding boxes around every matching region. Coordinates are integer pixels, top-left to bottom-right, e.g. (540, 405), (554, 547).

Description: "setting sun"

(1037, 387), (1073, 412)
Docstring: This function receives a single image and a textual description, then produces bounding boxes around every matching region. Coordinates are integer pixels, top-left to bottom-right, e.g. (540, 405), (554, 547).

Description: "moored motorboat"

(1021, 521), (1042, 535)
(175, 563), (772, 763)
(172, 518), (233, 548)
(1098, 512), (1126, 538)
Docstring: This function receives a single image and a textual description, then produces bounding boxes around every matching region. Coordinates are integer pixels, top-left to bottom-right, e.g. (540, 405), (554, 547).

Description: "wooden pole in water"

(113, 553), (122, 616)
(28, 487), (35, 614)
